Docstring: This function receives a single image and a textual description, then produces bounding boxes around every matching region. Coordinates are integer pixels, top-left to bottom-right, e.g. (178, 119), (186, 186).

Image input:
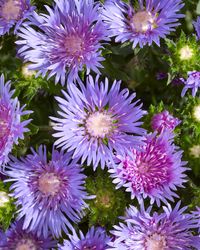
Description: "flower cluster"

(0, 0), (200, 249)
(108, 202), (200, 249)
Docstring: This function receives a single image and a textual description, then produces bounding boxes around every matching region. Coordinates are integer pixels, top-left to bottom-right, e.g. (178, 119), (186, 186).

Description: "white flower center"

(0, 118), (9, 139)
(1, 0), (21, 21)
(0, 191), (9, 207)
(16, 239), (37, 250)
(145, 233), (166, 250)
(193, 104), (200, 122)
(190, 145), (200, 158)
(131, 11), (156, 33)
(179, 46), (194, 60)
(65, 36), (83, 56)
(22, 64), (36, 78)
(38, 172), (61, 196)
(86, 112), (114, 138)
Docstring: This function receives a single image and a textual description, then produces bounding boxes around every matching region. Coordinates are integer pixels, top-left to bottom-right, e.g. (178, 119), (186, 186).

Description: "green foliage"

(86, 169), (129, 230)
(164, 31), (200, 79)
(0, 181), (16, 230)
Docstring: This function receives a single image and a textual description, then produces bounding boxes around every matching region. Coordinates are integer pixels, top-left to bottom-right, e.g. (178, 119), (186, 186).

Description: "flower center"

(38, 172), (61, 196)
(97, 193), (112, 208)
(131, 11), (156, 33)
(145, 233), (166, 250)
(193, 104), (200, 122)
(190, 145), (200, 158)
(0, 191), (9, 207)
(86, 112), (114, 138)
(65, 35), (83, 56)
(16, 239), (37, 250)
(0, 118), (9, 139)
(1, 0), (21, 21)
(179, 46), (193, 60)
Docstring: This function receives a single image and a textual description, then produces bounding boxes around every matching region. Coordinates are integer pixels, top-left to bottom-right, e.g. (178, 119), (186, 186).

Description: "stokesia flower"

(181, 71), (200, 97)
(193, 207), (200, 233)
(194, 17), (200, 40)
(51, 75), (146, 170)
(0, 0), (34, 35)
(0, 74), (31, 167)
(102, 0), (184, 48)
(0, 219), (57, 250)
(109, 132), (187, 206)
(108, 201), (200, 250)
(59, 227), (110, 250)
(16, 0), (109, 85)
(4, 146), (89, 238)
(151, 110), (181, 133)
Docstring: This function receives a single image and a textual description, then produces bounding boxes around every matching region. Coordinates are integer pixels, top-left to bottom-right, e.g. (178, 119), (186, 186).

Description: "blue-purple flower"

(51, 75), (146, 170)
(4, 146), (89, 238)
(193, 207), (200, 233)
(151, 110), (181, 133)
(108, 201), (200, 250)
(102, 0), (184, 48)
(0, 219), (57, 249)
(16, 0), (109, 85)
(109, 132), (187, 206)
(194, 17), (200, 40)
(0, 0), (34, 35)
(181, 71), (200, 97)
(59, 227), (110, 250)
(0, 74), (31, 167)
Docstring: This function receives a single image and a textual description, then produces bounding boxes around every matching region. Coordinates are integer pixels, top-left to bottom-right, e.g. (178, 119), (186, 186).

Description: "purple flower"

(181, 71), (200, 97)
(0, 219), (57, 249)
(108, 201), (200, 250)
(193, 207), (200, 233)
(4, 146), (89, 238)
(109, 132), (187, 206)
(0, 74), (31, 167)
(102, 0), (184, 48)
(59, 227), (110, 250)
(0, 0), (34, 35)
(16, 0), (109, 85)
(194, 17), (200, 40)
(151, 110), (181, 133)
(51, 75), (146, 170)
